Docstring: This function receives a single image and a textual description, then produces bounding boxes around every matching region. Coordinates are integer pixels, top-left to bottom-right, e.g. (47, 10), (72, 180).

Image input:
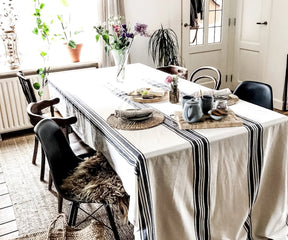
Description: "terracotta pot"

(67, 43), (83, 62)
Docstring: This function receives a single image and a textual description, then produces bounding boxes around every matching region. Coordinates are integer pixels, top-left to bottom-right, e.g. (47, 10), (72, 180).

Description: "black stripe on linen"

(110, 84), (211, 240)
(239, 115), (263, 240)
(49, 82), (155, 240)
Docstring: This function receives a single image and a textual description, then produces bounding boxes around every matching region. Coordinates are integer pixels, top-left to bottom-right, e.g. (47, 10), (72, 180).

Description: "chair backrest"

(233, 81), (273, 110)
(189, 66), (221, 90)
(27, 99), (77, 141)
(157, 65), (188, 80)
(34, 118), (81, 197)
(17, 71), (37, 103)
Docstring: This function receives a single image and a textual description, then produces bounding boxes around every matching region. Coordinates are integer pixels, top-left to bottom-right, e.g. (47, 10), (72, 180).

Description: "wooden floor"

(0, 166), (18, 240)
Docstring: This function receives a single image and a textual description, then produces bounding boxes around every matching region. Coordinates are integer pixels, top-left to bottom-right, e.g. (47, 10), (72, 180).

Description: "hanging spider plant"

(148, 25), (180, 67)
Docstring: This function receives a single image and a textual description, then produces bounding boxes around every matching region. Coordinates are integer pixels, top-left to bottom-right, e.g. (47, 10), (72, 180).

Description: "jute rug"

(0, 131), (134, 240)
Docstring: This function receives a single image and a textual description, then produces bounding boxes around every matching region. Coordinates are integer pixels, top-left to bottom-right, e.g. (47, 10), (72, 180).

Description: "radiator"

(0, 74), (45, 139)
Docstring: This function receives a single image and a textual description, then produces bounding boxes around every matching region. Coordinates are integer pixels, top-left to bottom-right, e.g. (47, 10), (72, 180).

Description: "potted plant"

(55, 14), (83, 62)
(148, 25), (180, 67)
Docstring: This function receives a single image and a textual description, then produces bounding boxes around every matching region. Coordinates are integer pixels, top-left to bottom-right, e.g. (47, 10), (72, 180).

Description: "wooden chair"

(233, 80), (273, 110)
(17, 71), (47, 166)
(17, 71), (37, 103)
(157, 65), (188, 80)
(34, 119), (129, 240)
(189, 66), (222, 90)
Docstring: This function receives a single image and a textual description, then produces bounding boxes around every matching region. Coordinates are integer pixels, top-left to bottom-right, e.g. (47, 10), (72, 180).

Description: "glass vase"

(2, 30), (20, 69)
(111, 48), (130, 83)
(169, 87), (179, 104)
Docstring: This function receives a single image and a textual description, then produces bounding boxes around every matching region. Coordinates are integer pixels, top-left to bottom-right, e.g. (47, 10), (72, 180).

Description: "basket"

(13, 214), (104, 240)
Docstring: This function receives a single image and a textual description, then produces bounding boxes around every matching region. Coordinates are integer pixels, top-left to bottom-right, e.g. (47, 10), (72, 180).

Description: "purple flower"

(126, 33), (134, 38)
(122, 24), (127, 30)
(134, 23), (148, 36)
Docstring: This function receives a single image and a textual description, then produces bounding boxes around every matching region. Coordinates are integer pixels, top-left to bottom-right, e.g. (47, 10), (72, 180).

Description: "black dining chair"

(233, 80), (273, 110)
(189, 66), (222, 90)
(27, 99), (96, 213)
(34, 118), (129, 240)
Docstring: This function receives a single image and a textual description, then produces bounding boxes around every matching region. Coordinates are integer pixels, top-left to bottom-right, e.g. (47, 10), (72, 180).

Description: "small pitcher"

(182, 99), (203, 123)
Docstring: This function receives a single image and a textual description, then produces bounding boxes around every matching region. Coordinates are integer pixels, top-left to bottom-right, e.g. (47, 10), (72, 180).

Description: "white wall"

(124, 0), (181, 68)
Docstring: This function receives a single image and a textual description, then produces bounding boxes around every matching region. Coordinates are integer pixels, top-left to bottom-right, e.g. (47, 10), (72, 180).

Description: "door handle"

(184, 23), (189, 27)
(256, 21), (268, 25)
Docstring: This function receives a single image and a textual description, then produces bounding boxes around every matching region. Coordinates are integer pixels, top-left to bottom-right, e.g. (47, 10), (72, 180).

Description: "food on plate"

(129, 88), (165, 98)
(211, 109), (228, 116)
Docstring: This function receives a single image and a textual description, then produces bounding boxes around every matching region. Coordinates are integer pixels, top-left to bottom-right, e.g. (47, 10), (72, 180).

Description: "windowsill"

(0, 61), (98, 79)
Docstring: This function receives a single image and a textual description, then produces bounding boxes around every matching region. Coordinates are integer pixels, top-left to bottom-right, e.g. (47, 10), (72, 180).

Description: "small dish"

(208, 110), (224, 121)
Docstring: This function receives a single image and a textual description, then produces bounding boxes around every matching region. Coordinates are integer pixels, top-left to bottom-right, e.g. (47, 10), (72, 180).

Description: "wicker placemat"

(107, 110), (165, 130)
(175, 109), (243, 130)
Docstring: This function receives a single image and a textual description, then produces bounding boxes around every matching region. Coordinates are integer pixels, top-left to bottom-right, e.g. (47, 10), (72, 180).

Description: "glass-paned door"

(182, 0), (230, 89)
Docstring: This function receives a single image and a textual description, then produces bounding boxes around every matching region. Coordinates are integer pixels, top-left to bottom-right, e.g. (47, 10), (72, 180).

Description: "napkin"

(188, 88), (232, 98)
(115, 109), (153, 119)
(213, 88), (232, 97)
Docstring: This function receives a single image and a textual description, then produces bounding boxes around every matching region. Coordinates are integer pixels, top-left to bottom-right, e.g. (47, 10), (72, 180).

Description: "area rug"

(0, 131), (134, 239)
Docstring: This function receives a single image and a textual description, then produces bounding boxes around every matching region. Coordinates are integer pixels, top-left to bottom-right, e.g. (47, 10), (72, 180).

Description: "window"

(190, 0), (223, 46)
(0, 0), (100, 70)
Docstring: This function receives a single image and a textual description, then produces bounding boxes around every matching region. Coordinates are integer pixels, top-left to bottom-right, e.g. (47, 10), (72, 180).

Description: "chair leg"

(32, 137), (39, 165)
(48, 171), (53, 190)
(104, 203), (120, 240)
(68, 202), (79, 226)
(40, 147), (45, 181)
(58, 196), (63, 213)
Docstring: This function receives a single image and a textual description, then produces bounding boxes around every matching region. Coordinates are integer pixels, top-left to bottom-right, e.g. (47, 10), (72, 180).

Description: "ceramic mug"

(201, 95), (214, 114)
(182, 99), (203, 123)
(181, 95), (195, 108)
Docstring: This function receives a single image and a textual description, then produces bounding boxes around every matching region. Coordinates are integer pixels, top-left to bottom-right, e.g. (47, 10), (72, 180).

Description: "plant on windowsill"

(55, 14), (84, 63)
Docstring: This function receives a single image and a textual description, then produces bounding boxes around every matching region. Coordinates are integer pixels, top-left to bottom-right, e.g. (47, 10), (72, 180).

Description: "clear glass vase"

(169, 87), (179, 104)
(111, 48), (130, 83)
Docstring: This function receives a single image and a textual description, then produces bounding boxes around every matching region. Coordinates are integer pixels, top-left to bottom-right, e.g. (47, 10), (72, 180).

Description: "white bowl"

(208, 110), (224, 121)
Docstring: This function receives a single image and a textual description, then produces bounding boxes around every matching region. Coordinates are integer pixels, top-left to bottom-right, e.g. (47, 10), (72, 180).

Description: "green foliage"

(32, 0), (51, 98)
(148, 26), (180, 67)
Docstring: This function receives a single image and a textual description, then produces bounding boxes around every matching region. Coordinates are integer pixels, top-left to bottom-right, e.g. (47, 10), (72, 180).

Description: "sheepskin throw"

(60, 152), (129, 220)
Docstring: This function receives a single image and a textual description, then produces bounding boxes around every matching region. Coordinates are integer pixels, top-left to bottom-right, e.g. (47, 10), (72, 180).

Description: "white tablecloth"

(49, 63), (288, 240)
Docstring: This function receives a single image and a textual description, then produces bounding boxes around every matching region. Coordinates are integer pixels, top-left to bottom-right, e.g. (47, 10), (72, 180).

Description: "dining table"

(48, 63), (288, 240)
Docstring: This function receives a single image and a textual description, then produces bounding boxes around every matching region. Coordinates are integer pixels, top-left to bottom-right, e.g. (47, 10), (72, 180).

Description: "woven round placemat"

(107, 110), (165, 130)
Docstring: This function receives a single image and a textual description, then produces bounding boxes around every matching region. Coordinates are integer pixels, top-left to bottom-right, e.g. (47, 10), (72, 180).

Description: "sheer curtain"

(97, 0), (125, 68)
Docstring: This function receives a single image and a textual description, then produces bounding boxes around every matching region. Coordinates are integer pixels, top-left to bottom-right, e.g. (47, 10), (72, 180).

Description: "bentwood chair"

(157, 65), (188, 80)
(34, 119), (129, 240)
(189, 66), (222, 90)
(233, 80), (273, 110)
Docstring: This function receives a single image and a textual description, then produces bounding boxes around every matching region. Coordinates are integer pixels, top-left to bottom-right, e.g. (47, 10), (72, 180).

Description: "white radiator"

(0, 74), (45, 139)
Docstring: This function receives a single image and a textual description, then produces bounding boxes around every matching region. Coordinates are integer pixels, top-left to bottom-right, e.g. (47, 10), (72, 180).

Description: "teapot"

(182, 99), (203, 123)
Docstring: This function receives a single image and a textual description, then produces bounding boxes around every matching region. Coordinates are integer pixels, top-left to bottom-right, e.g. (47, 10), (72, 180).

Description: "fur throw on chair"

(60, 152), (129, 221)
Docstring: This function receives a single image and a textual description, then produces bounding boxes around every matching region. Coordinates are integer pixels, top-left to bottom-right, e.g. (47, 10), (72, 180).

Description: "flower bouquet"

(165, 75), (179, 103)
(94, 16), (148, 82)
